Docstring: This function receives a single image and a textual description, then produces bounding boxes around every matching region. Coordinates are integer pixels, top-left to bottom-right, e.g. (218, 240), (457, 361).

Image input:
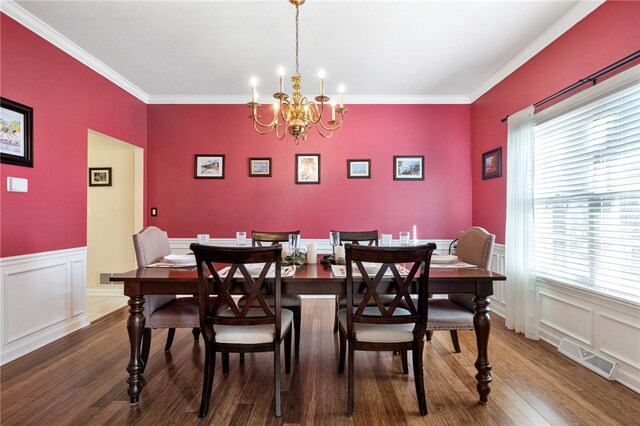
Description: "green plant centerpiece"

(283, 249), (306, 266)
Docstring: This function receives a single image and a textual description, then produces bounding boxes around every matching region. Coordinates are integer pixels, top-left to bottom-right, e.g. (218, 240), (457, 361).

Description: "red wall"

(0, 15), (148, 257)
(470, 0), (640, 243)
(147, 104), (472, 240)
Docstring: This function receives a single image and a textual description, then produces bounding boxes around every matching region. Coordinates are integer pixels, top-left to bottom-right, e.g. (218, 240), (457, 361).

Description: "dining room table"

(111, 256), (506, 406)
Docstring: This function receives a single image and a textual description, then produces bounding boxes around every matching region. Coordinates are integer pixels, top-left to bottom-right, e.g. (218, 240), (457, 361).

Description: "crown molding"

(469, 0), (604, 103)
(0, 0), (149, 103)
(147, 94), (471, 105)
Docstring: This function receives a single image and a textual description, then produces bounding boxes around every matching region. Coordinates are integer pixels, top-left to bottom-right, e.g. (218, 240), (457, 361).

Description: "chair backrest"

(333, 230), (379, 246)
(191, 244), (283, 343)
(252, 230), (300, 247)
(344, 243), (436, 336)
(455, 226), (495, 269)
(449, 227), (495, 311)
(133, 226), (171, 267)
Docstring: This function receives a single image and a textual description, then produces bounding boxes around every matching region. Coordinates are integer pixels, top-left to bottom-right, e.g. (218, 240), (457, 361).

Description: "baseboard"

(87, 287), (124, 297)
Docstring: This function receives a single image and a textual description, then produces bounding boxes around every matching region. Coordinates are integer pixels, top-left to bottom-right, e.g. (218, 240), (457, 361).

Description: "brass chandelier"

(247, 0), (347, 142)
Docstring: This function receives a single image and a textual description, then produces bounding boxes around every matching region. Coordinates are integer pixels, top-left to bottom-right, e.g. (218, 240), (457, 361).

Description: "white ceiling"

(3, 0), (603, 104)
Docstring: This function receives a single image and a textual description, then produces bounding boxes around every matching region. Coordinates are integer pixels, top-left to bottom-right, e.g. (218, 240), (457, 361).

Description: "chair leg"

(450, 330), (461, 353)
(347, 342), (355, 416)
(291, 305), (301, 358)
(333, 296), (340, 334)
(192, 327), (201, 341)
(401, 350), (408, 374)
(222, 352), (230, 375)
(141, 328), (151, 374)
(413, 341), (428, 415)
(284, 328), (292, 374)
(426, 330), (433, 341)
(274, 340), (282, 417)
(164, 328), (176, 352)
(199, 344), (216, 417)
(338, 326), (346, 374)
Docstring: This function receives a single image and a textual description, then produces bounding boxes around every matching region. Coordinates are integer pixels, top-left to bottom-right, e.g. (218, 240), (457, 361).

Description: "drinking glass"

(197, 234), (210, 244)
(399, 232), (410, 246)
(380, 233), (392, 246)
(329, 231), (340, 254)
(288, 233), (299, 252)
(236, 231), (247, 246)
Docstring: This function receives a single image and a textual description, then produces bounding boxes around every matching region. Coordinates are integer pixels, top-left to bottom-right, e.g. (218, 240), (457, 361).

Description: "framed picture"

(482, 147), (502, 180)
(1, 97), (33, 167)
(249, 157), (272, 177)
(296, 154), (320, 184)
(347, 159), (371, 179)
(195, 155), (225, 179)
(393, 155), (424, 180)
(88, 167), (112, 187)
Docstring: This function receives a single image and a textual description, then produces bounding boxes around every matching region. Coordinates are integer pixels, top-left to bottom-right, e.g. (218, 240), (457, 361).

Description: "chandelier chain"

(295, 5), (300, 76)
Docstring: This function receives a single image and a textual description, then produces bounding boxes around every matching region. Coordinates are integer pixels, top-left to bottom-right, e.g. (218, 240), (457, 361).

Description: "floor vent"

(558, 338), (618, 380)
(100, 273), (123, 285)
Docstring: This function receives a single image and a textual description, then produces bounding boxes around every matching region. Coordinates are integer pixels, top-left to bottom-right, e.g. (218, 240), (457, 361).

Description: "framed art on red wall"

(0, 97), (33, 167)
(195, 154), (225, 179)
(482, 147), (502, 180)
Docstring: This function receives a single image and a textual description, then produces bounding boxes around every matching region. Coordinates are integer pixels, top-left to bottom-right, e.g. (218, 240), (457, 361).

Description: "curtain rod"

(500, 49), (640, 123)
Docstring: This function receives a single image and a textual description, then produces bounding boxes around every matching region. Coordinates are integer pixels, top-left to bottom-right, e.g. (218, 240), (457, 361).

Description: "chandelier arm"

(275, 124), (286, 140)
(317, 119), (342, 132)
(251, 108), (278, 130)
(314, 126), (335, 139)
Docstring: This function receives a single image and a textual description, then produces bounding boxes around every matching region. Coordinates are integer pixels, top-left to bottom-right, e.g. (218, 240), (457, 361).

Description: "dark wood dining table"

(112, 259), (506, 406)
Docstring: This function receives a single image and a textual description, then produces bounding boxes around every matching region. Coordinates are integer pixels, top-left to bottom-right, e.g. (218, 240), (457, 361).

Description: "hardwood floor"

(1, 298), (638, 425)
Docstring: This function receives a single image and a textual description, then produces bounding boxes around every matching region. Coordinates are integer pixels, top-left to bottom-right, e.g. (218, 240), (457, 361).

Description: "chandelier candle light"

(247, 0), (347, 142)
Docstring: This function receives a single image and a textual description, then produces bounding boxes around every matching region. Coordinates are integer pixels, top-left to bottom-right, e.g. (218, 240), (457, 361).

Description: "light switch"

(7, 177), (28, 193)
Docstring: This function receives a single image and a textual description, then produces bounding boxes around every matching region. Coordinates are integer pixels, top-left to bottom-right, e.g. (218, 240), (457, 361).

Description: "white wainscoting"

(535, 278), (640, 392)
(0, 247), (89, 365)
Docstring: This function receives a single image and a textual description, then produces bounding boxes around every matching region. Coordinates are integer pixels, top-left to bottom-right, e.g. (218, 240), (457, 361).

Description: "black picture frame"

(393, 155), (424, 181)
(1, 97), (33, 167)
(482, 147), (502, 180)
(89, 167), (112, 187)
(195, 154), (225, 179)
(295, 154), (320, 184)
(249, 157), (272, 177)
(347, 159), (371, 179)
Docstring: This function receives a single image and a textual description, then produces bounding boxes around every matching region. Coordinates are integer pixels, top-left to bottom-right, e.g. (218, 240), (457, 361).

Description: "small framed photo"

(347, 159), (371, 179)
(1, 97), (33, 167)
(393, 155), (424, 181)
(482, 147), (502, 180)
(249, 157), (272, 177)
(89, 167), (112, 187)
(195, 155), (225, 179)
(296, 154), (320, 184)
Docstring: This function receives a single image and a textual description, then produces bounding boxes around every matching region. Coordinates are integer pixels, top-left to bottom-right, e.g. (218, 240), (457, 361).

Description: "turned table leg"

(126, 295), (146, 405)
(473, 295), (492, 404)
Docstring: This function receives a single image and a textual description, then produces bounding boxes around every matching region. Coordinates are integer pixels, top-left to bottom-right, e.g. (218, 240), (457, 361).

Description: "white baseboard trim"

(87, 287), (124, 297)
(0, 247), (90, 365)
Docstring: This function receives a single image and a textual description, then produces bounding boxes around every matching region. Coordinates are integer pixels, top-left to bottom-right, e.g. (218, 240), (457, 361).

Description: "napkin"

(217, 264), (296, 278)
(430, 255), (459, 264)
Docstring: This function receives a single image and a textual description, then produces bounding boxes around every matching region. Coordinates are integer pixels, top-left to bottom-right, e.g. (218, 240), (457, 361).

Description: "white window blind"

(533, 66), (640, 302)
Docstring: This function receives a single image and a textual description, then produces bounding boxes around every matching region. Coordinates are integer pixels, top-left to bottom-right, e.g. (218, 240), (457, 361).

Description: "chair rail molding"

(0, 247), (89, 365)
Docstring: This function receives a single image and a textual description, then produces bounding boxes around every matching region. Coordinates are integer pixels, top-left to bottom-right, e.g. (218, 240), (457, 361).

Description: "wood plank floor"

(1, 298), (639, 425)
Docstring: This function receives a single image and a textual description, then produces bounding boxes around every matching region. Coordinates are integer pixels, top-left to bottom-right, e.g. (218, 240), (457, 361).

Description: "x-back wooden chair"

(337, 243), (436, 415)
(191, 243), (292, 418)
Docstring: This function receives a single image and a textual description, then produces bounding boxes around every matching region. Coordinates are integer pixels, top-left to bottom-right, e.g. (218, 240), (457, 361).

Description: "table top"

(113, 260), (505, 297)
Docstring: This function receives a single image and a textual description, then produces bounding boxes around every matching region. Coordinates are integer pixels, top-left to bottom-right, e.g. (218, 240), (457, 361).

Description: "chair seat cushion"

(426, 299), (474, 330)
(214, 308), (294, 344)
(238, 294), (302, 307)
(337, 307), (414, 343)
(148, 296), (199, 328)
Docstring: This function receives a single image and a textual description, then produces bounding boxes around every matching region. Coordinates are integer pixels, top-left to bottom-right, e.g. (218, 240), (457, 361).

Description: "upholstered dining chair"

(246, 230), (302, 357)
(426, 226), (495, 353)
(331, 230), (379, 333)
(191, 243), (292, 418)
(132, 226), (200, 372)
(337, 243), (436, 415)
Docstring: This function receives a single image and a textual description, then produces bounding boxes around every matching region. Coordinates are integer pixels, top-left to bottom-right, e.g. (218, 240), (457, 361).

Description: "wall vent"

(558, 338), (618, 380)
(100, 273), (123, 285)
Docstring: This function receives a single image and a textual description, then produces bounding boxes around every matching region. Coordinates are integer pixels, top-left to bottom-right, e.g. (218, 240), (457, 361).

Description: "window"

(532, 69), (640, 302)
